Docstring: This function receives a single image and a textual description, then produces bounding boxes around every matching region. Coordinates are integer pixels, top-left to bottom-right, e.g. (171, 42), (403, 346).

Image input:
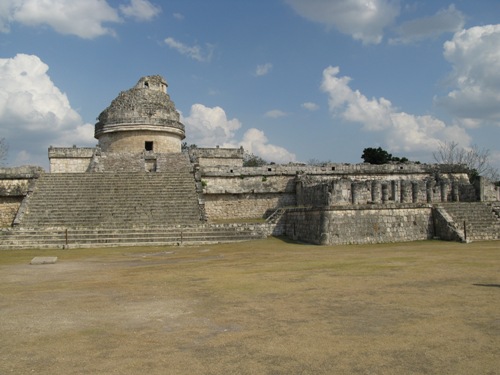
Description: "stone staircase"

(0, 151), (269, 249)
(18, 171), (202, 228)
(0, 224), (268, 249)
(438, 202), (500, 241)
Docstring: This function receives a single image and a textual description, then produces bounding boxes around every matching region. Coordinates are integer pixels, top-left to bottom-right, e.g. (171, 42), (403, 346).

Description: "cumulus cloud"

(301, 102), (319, 111)
(0, 0), (160, 38)
(119, 0), (161, 21)
(264, 109), (287, 118)
(240, 128), (296, 164)
(255, 63), (273, 76)
(320, 66), (470, 155)
(164, 37), (214, 62)
(0, 54), (94, 167)
(180, 104), (241, 147)
(1, 0), (121, 39)
(435, 25), (500, 127)
(181, 104), (296, 163)
(390, 4), (465, 44)
(284, 0), (400, 44)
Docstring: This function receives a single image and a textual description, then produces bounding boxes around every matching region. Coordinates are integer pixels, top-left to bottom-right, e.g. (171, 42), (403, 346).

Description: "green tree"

(361, 147), (392, 164)
(361, 147), (409, 165)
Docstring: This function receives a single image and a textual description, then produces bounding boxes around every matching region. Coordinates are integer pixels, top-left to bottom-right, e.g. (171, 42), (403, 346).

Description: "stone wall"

(49, 147), (95, 173)
(97, 129), (183, 153)
(189, 147), (244, 167)
(0, 196), (23, 227)
(200, 168), (297, 220)
(285, 205), (434, 245)
(204, 193), (295, 220)
(475, 177), (500, 202)
(0, 178), (31, 196)
(0, 166), (42, 227)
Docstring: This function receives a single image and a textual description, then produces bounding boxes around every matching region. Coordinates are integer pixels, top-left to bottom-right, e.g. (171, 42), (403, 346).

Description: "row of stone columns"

(351, 180), (460, 204)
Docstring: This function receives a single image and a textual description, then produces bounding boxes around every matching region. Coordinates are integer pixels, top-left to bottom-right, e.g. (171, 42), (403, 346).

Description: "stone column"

(351, 183), (358, 204)
(391, 180), (400, 203)
(382, 183), (389, 203)
(412, 182), (419, 203)
(426, 180), (434, 203)
(401, 180), (412, 203)
(440, 180), (449, 202)
(371, 181), (381, 203)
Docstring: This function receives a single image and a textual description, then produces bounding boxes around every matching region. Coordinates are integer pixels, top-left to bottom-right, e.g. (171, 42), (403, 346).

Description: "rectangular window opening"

(145, 141), (153, 151)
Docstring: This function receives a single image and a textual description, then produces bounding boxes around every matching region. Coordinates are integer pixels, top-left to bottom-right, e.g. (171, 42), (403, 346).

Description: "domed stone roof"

(95, 75), (185, 139)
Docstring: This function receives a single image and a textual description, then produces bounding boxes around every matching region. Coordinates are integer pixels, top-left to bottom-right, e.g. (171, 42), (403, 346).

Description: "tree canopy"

(361, 147), (408, 165)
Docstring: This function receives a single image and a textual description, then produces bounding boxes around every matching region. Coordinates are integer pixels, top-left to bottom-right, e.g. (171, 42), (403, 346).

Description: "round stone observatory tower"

(95, 75), (185, 153)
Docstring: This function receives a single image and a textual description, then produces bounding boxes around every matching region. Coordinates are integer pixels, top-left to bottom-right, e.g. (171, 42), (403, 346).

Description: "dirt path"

(1, 238), (499, 374)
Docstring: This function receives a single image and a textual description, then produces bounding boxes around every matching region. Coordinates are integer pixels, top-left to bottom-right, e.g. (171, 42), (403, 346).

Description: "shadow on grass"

(271, 235), (319, 245)
(473, 283), (500, 288)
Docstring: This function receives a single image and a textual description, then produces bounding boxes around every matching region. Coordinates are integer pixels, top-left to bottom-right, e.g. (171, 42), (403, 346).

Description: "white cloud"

(255, 63), (273, 76)
(240, 128), (296, 164)
(173, 13), (184, 21)
(0, 0), (160, 38)
(0, 54), (94, 167)
(3, 0), (121, 39)
(119, 0), (161, 21)
(181, 104), (241, 147)
(164, 37), (214, 62)
(435, 25), (500, 127)
(284, 0), (400, 44)
(181, 104), (296, 163)
(390, 4), (465, 45)
(301, 102), (319, 111)
(320, 65), (470, 154)
(265, 109), (287, 118)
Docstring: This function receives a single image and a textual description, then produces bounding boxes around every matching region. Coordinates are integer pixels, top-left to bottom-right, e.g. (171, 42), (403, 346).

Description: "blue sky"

(1, 0), (499, 171)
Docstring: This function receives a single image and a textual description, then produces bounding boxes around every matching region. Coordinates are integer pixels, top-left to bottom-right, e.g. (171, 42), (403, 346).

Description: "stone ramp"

(0, 224), (268, 249)
(438, 202), (500, 241)
(18, 170), (202, 229)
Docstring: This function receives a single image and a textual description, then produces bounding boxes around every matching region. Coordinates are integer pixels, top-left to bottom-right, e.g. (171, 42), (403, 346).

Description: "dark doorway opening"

(145, 141), (153, 151)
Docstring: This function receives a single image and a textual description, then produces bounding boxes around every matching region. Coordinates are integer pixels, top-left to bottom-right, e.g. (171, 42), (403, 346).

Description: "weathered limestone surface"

(475, 177), (500, 202)
(204, 193), (295, 220)
(97, 129), (183, 153)
(189, 147), (244, 167)
(0, 166), (43, 228)
(49, 147), (95, 173)
(95, 75), (185, 154)
(0, 197), (23, 227)
(285, 205), (434, 245)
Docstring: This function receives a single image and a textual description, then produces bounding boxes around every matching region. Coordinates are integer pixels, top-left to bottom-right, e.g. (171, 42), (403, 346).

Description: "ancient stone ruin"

(0, 75), (498, 249)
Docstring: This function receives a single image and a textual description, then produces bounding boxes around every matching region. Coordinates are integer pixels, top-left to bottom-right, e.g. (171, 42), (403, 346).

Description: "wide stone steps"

(20, 171), (203, 228)
(439, 202), (500, 241)
(0, 224), (268, 249)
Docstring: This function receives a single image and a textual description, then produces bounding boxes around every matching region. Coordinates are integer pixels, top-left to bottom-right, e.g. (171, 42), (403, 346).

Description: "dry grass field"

(0, 237), (499, 375)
